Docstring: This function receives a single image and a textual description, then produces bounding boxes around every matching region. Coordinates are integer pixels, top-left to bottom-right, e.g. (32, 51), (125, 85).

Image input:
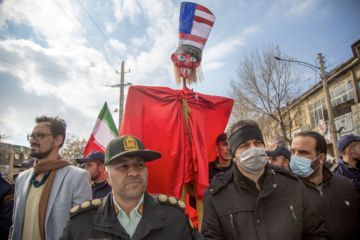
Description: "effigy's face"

(171, 52), (200, 78)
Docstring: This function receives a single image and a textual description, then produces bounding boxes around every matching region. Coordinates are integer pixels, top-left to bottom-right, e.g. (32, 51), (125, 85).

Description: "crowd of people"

(1, 115), (360, 239)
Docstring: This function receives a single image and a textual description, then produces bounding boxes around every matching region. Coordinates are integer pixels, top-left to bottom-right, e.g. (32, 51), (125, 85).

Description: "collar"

(214, 157), (233, 170)
(233, 163), (271, 191)
(338, 157), (359, 169)
(112, 194), (145, 217)
(30, 170), (51, 188)
(92, 180), (108, 187)
(322, 165), (332, 183)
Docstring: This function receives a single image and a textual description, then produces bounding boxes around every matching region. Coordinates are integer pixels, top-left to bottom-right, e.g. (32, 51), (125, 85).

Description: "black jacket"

(60, 192), (203, 240)
(0, 172), (14, 240)
(202, 164), (330, 240)
(301, 166), (360, 240)
(208, 157), (233, 184)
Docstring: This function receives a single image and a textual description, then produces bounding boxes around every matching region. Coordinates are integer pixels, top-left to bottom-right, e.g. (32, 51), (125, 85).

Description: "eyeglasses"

(27, 132), (54, 141)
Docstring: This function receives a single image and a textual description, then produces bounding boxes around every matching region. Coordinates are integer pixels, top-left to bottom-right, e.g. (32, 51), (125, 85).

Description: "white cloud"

(268, 0), (320, 18)
(285, 0), (319, 17)
(202, 61), (225, 71)
(205, 37), (245, 60)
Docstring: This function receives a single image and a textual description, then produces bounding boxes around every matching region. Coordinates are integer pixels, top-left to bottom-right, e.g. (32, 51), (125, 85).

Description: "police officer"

(61, 135), (202, 240)
(0, 171), (14, 239)
(76, 151), (112, 199)
(331, 135), (360, 196)
(13, 158), (35, 172)
(266, 145), (291, 170)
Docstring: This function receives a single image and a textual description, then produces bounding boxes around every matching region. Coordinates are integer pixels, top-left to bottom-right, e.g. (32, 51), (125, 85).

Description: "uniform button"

(256, 220), (261, 224)
(210, 188), (214, 193)
(273, 184), (277, 188)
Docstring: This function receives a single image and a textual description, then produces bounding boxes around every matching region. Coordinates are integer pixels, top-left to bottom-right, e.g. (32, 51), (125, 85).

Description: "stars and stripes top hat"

(173, 2), (215, 62)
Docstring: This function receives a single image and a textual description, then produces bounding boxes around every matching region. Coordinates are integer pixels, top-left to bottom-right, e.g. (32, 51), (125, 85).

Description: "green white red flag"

(82, 102), (118, 156)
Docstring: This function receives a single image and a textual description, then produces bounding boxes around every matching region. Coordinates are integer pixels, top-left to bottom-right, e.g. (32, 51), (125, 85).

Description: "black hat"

(76, 151), (105, 164)
(337, 135), (360, 153)
(266, 146), (291, 160)
(105, 135), (162, 165)
(14, 158), (35, 168)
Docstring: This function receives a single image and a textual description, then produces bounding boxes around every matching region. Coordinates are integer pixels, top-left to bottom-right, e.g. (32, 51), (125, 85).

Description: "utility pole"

(117, 61), (125, 132)
(318, 53), (339, 160)
(107, 61), (132, 132)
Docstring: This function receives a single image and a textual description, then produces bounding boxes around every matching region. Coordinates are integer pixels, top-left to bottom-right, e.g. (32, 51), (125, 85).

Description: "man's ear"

(54, 135), (63, 147)
(319, 152), (326, 164)
(346, 147), (352, 156)
(215, 145), (219, 153)
(99, 164), (105, 172)
(105, 169), (111, 186)
(284, 158), (290, 167)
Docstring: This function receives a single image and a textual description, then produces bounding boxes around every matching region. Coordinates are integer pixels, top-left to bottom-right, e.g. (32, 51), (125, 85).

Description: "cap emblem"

(123, 136), (139, 151)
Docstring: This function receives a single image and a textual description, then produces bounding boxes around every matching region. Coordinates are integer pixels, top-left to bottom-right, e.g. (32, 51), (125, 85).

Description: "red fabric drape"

(120, 86), (233, 199)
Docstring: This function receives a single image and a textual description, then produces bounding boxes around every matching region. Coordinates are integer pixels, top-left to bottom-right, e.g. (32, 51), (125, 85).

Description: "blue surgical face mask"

(290, 155), (320, 178)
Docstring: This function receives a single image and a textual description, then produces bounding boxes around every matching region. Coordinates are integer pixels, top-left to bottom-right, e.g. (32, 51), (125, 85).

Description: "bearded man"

(9, 116), (91, 240)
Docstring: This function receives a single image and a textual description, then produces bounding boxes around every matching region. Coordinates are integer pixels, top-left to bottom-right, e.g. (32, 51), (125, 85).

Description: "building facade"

(264, 39), (360, 160)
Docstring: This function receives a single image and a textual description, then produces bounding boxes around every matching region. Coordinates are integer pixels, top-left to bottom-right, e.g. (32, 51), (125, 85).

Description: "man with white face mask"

(290, 131), (360, 240)
(202, 120), (330, 240)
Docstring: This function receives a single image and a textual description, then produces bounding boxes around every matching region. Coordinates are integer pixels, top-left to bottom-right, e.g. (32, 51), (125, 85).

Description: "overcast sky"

(1, 0), (360, 147)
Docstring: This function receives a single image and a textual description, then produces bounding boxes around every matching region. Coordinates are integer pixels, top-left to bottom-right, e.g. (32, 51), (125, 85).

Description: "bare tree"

(229, 45), (304, 144)
(60, 133), (87, 165)
(0, 114), (12, 141)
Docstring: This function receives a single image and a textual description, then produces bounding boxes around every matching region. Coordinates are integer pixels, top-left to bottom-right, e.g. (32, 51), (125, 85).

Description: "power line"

(76, 0), (124, 63)
(320, 8), (360, 54)
(0, 57), (114, 86)
(74, 1), (141, 84)
(0, 48), (118, 82)
(299, 0), (352, 58)
(53, 0), (104, 58)
(325, 31), (360, 56)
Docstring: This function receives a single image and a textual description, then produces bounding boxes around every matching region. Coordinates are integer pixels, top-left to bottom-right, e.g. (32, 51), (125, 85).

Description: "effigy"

(119, 2), (233, 230)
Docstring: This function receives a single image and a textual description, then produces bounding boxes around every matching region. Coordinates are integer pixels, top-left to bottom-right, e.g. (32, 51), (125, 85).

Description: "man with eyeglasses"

(290, 131), (360, 240)
(9, 116), (92, 240)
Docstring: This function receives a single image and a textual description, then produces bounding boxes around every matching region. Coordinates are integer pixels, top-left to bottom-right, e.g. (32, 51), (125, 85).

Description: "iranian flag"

(82, 102), (118, 156)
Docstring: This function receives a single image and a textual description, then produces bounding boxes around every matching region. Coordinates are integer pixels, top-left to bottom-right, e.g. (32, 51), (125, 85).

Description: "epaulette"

(152, 194), (186, 212)
(1, 174), (14, 185)
(330, 163), (338, 172)
(69, 199), (103, 218)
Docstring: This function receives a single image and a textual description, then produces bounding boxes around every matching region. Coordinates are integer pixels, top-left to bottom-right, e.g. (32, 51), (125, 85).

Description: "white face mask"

(235, 147), (268, 174)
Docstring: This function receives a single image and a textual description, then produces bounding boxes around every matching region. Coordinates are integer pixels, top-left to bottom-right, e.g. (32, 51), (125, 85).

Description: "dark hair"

(294, 131), (327, 156)
(35, 116), (67, 148)
(216, 133), (227, 145)
(93, 159), (104, 166)
(227, 120), (260, 137)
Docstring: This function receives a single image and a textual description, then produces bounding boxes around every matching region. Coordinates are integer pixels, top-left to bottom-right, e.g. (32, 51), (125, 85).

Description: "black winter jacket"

(60, 192), (203, 240)
(302, 166), (360, 240)
(202, 164), (330, 240)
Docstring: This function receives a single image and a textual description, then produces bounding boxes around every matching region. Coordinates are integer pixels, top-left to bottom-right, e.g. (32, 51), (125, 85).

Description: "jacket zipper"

(290, 205), (297, 219)
(230, 214), (234, 228)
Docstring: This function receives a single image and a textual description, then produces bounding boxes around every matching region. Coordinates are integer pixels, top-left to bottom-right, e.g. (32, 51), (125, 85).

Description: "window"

(309, 97), (325, 128)
(330, 81), (355, 106)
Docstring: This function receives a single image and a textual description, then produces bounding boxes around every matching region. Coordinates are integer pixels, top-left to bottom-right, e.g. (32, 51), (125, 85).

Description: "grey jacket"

(9, 165), (92, 240)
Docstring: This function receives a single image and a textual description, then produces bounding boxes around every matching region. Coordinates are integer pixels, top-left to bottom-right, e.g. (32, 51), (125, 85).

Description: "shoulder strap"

(152, 194), (186, 212)
(70, 199), (103, 218)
